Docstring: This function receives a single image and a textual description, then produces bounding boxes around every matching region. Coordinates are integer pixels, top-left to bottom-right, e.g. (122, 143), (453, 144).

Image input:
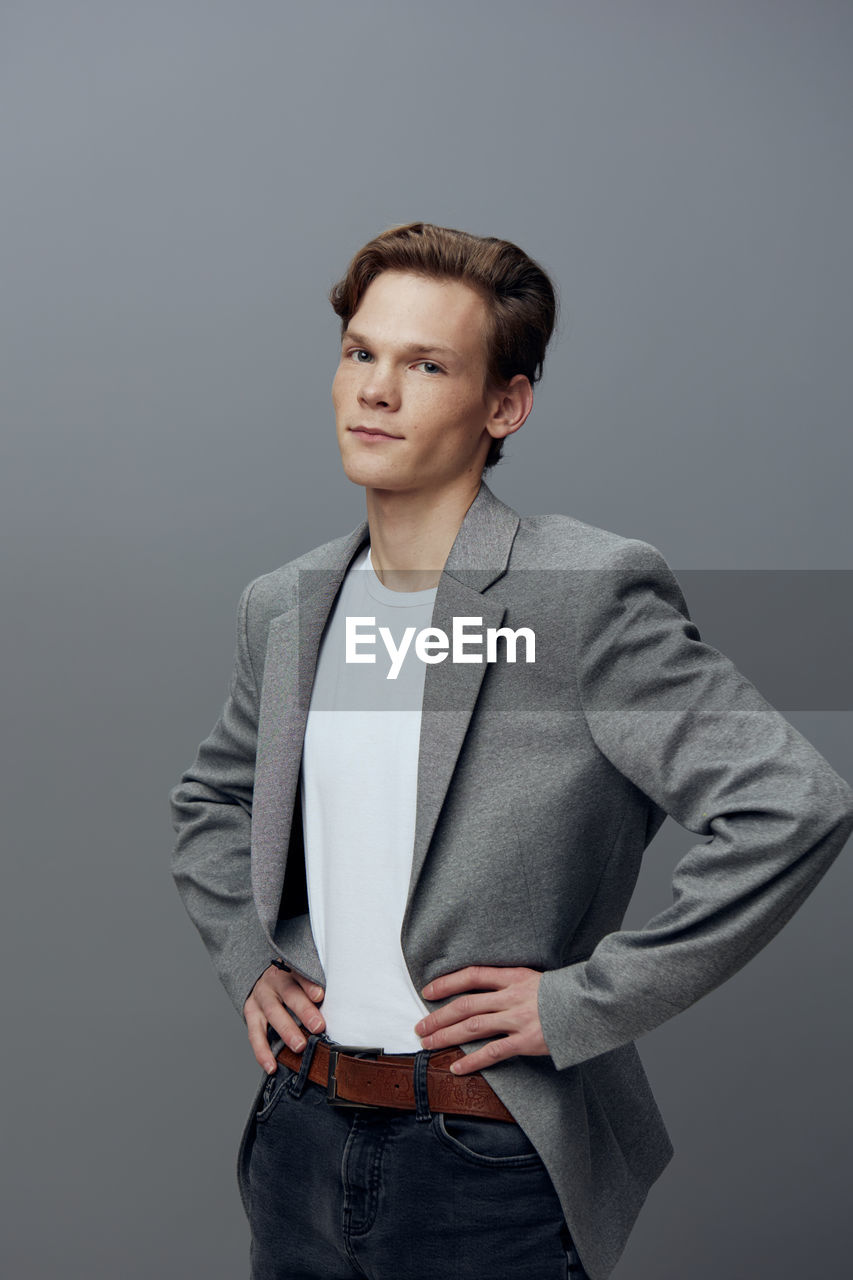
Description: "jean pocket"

(255, 1064), (295, 1124)
(431, 1111), (544, 1167)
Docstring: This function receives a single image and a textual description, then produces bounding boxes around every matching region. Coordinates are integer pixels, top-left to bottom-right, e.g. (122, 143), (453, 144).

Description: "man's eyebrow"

(341, 328), (460, 359)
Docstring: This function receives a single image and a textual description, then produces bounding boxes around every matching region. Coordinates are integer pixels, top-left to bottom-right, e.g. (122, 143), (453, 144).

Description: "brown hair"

(328, 221), (559, 469)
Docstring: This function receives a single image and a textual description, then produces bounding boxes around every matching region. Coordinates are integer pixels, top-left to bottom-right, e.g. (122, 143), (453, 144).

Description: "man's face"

(332, 270), (501, 497)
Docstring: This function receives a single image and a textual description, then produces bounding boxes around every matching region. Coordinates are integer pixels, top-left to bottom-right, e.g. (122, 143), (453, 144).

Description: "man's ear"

(486, 374), (534, 444)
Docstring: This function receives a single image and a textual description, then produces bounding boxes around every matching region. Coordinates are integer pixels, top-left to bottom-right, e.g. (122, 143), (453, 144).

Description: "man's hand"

(415, 965), (549, 1074)
(244, 965), (326, 1074)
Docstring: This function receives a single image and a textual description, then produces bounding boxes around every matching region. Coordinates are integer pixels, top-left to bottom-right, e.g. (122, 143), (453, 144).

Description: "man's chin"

(339, 455), (407, 491)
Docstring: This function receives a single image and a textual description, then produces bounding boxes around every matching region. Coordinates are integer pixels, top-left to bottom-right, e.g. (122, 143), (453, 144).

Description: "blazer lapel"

(407, 481), (520, 912)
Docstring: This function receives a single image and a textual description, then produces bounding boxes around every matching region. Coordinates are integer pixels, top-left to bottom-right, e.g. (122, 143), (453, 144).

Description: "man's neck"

(364, 476), (483, 592)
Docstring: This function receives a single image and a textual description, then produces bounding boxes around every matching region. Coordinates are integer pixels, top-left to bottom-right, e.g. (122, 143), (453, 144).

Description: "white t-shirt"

(299, 544), (437, 1050)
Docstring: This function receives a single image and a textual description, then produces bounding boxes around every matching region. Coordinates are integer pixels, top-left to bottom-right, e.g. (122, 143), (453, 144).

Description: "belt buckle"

(325, 1044), (385, 1109)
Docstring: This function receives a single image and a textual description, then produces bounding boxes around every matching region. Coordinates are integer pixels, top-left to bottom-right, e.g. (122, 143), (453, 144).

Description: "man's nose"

(358, 364), (400, 410)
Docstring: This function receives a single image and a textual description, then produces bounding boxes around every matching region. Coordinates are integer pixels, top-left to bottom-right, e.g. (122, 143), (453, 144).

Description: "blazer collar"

(296, 475), (519, 606)
(442, 478), (521, 588)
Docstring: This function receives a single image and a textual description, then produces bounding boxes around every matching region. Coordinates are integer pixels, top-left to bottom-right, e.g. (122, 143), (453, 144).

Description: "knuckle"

(257, 994), (279, 1019)
(268, 1012), (291, 1039)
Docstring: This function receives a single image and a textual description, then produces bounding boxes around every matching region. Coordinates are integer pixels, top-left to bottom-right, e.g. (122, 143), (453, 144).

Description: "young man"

(170, 222), (853, 1280)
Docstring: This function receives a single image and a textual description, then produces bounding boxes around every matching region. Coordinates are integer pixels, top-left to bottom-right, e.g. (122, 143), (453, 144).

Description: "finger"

(260, 984), (325, 1044)
(262, 964), (324, 1006)
(416, 990), (505, 1035)
(261, 968), (326, 1035)
(265, 1005), (309, 1053)
(272, 975), (326, 1035)
(251, 975), (317, 1053)
(289, 972), (326, 1003)
(421, 966), (524, 999)
(419, 1010), (516, 1050)
(245, 1004), (284, 1073)
(447, 1035), (521, 1075)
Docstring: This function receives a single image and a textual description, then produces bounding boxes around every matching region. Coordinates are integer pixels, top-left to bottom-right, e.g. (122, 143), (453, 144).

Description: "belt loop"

(287, 1033), (320, 1098)
(413, 1048), (432, 1122)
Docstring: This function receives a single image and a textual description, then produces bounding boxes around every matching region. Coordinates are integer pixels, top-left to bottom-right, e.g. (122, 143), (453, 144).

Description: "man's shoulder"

(510, 508), (669, 572)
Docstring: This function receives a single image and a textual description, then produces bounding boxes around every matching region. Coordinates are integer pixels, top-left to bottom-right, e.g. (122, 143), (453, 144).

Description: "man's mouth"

(349, 426), (403, 440)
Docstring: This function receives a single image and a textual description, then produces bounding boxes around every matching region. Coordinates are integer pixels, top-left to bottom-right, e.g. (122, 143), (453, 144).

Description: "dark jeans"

(237, 1034), (588, 1280)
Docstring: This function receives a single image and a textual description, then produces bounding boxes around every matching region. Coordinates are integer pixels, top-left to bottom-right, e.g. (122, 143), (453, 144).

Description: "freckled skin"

(333, 270), (513, 502)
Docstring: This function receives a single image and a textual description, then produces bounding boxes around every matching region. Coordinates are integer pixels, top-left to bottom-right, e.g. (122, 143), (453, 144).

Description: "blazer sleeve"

(537, 540), (853, 1071)
(169, 579), (274, 1020)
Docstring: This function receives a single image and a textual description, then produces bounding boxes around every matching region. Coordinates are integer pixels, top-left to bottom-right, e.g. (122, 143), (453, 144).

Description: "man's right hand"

(243, 964), (326, 1074)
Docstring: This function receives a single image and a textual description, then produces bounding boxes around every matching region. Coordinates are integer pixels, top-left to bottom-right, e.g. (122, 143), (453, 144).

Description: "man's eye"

(349, 349), (372, 363)
(416, 361), (443, 375)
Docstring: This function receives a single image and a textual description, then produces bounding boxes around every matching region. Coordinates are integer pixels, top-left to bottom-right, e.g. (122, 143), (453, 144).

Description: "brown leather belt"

(275, 1040), (515, 1122)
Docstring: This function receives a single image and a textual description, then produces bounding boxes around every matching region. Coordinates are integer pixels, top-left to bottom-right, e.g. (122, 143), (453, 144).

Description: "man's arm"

(170, 579), (329, 1067)
(169, 578), (274, 1017)
(535, 541), (853, 1070)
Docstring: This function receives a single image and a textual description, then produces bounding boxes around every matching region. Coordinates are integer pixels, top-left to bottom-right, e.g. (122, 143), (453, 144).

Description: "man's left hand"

(415, 966), (549, 1074)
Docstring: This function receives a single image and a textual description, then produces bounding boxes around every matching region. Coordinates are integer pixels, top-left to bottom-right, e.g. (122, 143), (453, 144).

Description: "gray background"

(2, 2), (851, 1277)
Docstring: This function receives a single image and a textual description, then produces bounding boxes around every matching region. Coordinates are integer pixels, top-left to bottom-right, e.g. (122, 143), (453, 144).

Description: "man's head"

(329, 223), (558, 493)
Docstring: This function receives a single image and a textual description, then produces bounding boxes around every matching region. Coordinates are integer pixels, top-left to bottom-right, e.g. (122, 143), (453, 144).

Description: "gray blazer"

(170, 480), (853, 1280)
